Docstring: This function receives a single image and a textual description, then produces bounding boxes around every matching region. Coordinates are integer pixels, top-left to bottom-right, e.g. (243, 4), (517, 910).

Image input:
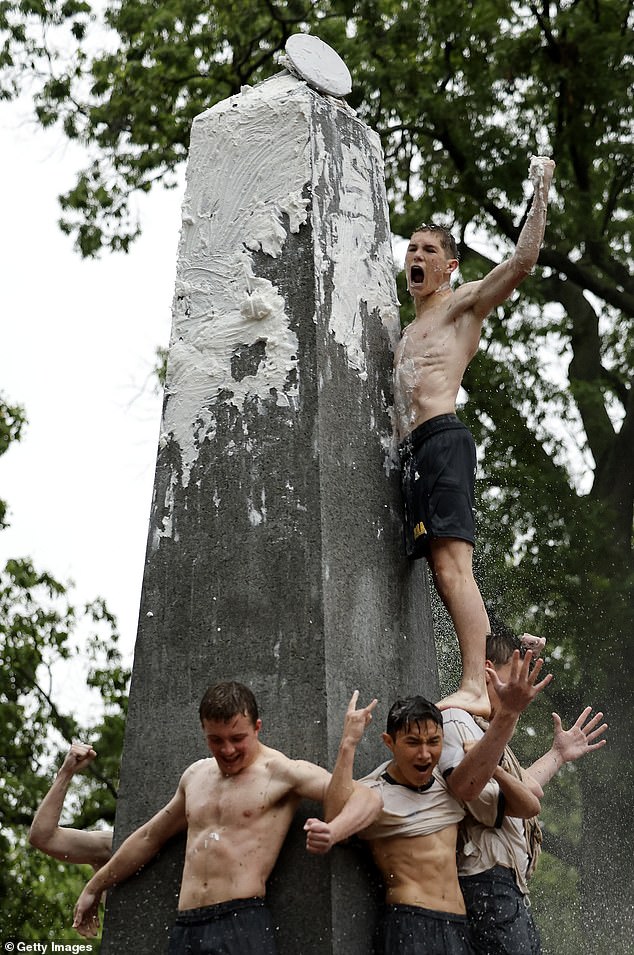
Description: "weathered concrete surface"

(101, 72), (437, 955)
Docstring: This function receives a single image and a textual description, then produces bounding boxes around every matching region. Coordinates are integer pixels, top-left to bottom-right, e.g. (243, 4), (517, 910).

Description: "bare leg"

(428, 538), (490, 717)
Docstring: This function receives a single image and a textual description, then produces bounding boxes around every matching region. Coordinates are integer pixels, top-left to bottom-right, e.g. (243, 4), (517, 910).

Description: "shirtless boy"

(29, 741), (112, 869)
(319, 653), (550, 953)
(73, 681), (381, 952)
(394, 156), (556, 716)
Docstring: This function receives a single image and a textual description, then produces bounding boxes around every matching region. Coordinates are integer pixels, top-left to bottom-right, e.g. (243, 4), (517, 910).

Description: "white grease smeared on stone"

(240, 287), (284, 322)
(161, 71), (402, 506)
(247, 488), (267, 526)
(312, 119), (400, 379)
(163, 74), (311, 488)
(312, 107), (400, 475)
(151, 467), (180, 553)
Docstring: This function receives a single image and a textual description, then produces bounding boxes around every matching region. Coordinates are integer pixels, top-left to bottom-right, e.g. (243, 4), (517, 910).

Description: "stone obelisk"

(101, 55), (437, 955)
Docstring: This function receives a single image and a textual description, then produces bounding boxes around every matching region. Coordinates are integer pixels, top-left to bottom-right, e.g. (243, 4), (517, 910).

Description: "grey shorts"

(460, 866), (541, 954)
(167, 897), (277, 955)
(375, 903), (476, 954)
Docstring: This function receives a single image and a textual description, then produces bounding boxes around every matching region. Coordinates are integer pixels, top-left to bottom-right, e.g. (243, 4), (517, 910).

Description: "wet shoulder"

(257, 744), (296, 781)
(448, 278), (491, 324)
(180, 756), (217, 788)
(441, 707), (483, 735)
(258, 746), (327, 796)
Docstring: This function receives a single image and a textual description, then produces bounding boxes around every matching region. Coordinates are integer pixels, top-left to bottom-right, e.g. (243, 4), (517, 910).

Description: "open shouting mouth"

(414, 762), (432, 775)
(410, 265), (425, 284)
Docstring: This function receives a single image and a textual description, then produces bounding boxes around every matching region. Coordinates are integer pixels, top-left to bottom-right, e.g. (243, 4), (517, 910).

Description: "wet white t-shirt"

(358, 758), (501, 840)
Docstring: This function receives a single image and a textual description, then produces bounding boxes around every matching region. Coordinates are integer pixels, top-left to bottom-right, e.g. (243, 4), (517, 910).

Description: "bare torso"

(393, 288), (483, 440)
(178, 747), (322, 910)
(368, 824), (465, 913)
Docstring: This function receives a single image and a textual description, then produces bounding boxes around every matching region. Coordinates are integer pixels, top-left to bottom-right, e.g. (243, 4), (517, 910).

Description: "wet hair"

(486, 611), (523, 665)
(412, 222), (459, 261)
(199, 681), (259, 726)
(386, 696), (443, 740)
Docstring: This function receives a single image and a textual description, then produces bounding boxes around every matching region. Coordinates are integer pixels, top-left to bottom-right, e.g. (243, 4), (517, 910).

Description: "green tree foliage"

(0, 547), (129, 938)
(2, 1), (634, 948)
(0, 396), (25, 529)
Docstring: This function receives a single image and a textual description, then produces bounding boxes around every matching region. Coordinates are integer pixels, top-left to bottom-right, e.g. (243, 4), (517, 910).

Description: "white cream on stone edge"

(155, 72), (400, 548)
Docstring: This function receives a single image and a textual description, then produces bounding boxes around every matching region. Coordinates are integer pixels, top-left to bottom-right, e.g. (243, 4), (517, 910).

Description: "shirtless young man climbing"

(72, 681), (380, 953)
(394, 156), (556, 716)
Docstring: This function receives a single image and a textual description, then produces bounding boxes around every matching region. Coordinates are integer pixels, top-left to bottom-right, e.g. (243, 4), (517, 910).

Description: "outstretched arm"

(73, 783), (188, 937)
(512, 156), (556, 273)
(447, 650), (552, 802)
(524, 706), (608, 789)
(29, 743), (112, 868)
(462, 156), (556, 321)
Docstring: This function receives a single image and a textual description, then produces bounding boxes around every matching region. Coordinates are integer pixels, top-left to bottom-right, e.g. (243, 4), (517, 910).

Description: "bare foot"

(436, 687), (491, 718)
(520, 632), (546, 658)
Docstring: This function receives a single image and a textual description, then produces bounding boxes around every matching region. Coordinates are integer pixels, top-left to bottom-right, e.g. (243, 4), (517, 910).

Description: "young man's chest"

(184, 763), (294, 833)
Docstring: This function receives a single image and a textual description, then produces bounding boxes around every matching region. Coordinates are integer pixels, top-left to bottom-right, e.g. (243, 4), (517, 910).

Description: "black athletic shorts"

(399, 414), (477, 559)
(375, 903), (476, 954)
(460, 866), (541, 955)
(167, 897), (277, 955)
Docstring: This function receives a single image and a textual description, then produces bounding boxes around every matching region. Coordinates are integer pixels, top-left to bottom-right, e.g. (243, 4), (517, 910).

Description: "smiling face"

(382, 718), (444, 789)
(405, 230), (458, 299)
(202, 712), (262, 776)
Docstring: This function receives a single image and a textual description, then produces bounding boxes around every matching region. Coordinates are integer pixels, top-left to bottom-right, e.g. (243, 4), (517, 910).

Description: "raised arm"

(303, 691), (382, 855)
(447, 651), (552, 802)
(73, 779), (188, 937)
(324, 690), (377, 821)
(512, 156), (556, 272)
(524, 706), (608, 790)
(29, 743), (112, 868)
(460, 156), (555, 321)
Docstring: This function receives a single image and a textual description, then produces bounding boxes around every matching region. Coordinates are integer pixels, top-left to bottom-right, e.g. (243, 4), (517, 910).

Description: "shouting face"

(382, 718), (444, 789)
(405, 231), (457, 298)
